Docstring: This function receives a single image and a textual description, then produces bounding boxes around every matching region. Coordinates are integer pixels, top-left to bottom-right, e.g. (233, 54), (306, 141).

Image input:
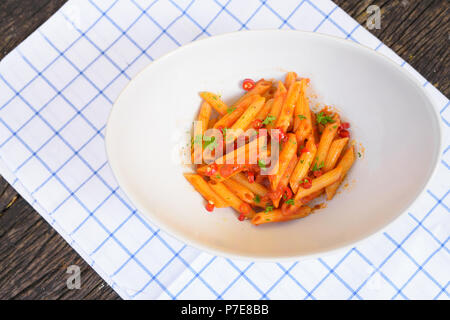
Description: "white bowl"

(105, 30), (442, 261)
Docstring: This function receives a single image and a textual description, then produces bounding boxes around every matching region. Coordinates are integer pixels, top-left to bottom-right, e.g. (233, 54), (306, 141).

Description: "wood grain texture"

(0, 0), (448, 299)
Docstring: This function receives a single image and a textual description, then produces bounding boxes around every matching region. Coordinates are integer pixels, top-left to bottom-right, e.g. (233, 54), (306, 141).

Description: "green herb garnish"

(262, 115), (276, 125)
(311, 161), (324, 172)
(226, 107), (236, 114)
(297, 114), (306, 120)
(316, 112), (335, 125)
(264, 205), (274, 213)
(254, 195), (261, 204)
(204, 136), (217, 150)
(286, 199), (295, 205)
(258, 159), (266, 169)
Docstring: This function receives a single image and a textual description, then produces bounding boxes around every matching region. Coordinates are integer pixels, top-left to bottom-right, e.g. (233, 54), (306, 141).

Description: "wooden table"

(0, 0), (448, 299)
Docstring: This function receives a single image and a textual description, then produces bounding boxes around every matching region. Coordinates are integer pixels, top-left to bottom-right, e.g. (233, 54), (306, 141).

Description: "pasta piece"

(262, 84), (277, 100)
(275, 81), (301, 132)
(323, 137), (349, 172)
(294, 91), (313, 144)
(293, 78), (309, 131)
(199, 92), (228, 115)
(213, 95), (256, 130)
(251, 207), (312, 225)
(294, 166), (342, 202)
(269, 133), (297, 190)
(197, 101), (212, 134)
(284, 72), (297, 90)
(298, 189), (323, 205)
(214, 134), (267, 165)
(255, 98), (274, 122)
(183, 173), (228, 208)
(208, 117), (218, 129)
(313, 114), (340, 169)
(325, 146), (355, 200)
(223, 179), (268, 208)
(223, 179), (255, 204)
(209, 164), (246, 183)
(310, 111), (320, 144)
(231, 172), (268, 197)
(228, 96), (266, 141)
(289, 138), (317, 193)
(272, 153), (298, 208)
(233, 79), (272, 106)
(209, 181), (256, 219)
(266, 81), (287, 131)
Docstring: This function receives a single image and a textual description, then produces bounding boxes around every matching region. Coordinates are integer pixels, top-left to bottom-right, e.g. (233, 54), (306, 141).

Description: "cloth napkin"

(0, 0), (448, 300)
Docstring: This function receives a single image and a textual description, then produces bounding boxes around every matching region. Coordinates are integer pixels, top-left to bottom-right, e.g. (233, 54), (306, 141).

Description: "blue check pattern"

(0, 0), (448, 300)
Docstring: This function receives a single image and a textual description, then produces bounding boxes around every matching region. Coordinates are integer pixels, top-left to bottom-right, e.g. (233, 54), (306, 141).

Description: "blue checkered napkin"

(0, 0), (448, 300)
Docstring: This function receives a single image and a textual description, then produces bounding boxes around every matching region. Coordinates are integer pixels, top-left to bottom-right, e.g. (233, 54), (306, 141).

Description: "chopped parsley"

(254, 195), (261, 204)
(258, 159), (266, 169)
(311, 161), (324, 172)
(286, 199), (295, 205)
(300, 159), (304, 164)
(226, 107), (236, 114)
(297, 114), (306, 120)
(316, 112), (335, 125)
(262, 115), (276, 125)
(264, 205), (274, 213)
(358, 152), (362, 158)
(204, 136), (217, 150)
(215, 174), (221, 179)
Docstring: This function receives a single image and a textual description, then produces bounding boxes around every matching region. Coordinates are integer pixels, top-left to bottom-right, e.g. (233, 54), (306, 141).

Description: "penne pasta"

(323, 137), (349, 172)
(223, 179), (269, 208)
(231, 172), (268, 197)
(208, 117), (218, 129)
(228, 96), (266, 141)
(294, 98), (313, 144)
(187, 72), (357, 224)
(289, 138), (317, 193)
(269, 133), (297, 190)
(209, 181), (256, 219)
(223, 179), (255, 204)
(199, 92), (228, 115)
(251, 207), (312, 225)
(325, 146), (355, 200)
(233, 79), (272, 106)
(213, 95), (256, 130)
(183, 173), (228, 208)
(272, 153), (298, 208)
(313, 114), (340, 170)
(299, 189), (324, 205)
(255, 98), (274, 122)
(294, 166), (342, 202)
(310, 111), (320, 144)
(293, 78), (309, 132)
(276, 81), (301, 132)
(284, 72), (297, 90)
(214, 134), (268, 165)
(265, 81), (287, 132)
(197, 101), (212, 134)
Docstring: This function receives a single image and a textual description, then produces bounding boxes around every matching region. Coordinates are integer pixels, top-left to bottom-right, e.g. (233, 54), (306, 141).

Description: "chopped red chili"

(242, 78), (256, 91)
